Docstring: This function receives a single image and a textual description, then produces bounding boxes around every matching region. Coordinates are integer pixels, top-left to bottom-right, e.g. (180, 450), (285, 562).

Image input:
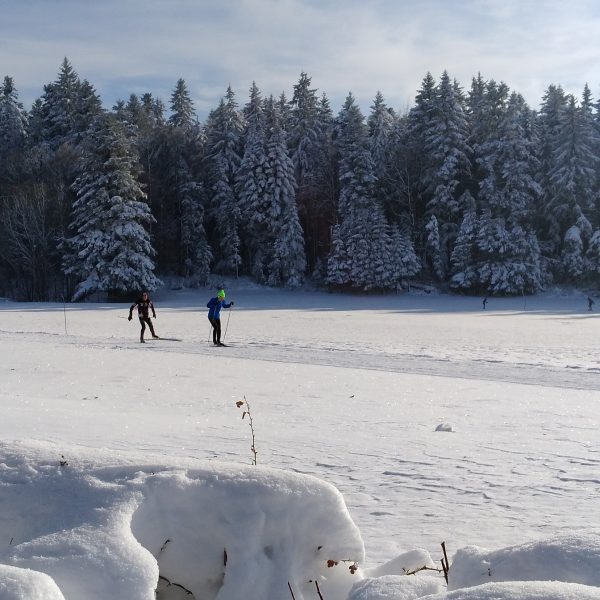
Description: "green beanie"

(217, 289), (225, 299)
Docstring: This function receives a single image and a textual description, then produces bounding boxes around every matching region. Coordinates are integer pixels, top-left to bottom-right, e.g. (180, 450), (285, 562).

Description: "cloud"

(1, 0), (600, 118)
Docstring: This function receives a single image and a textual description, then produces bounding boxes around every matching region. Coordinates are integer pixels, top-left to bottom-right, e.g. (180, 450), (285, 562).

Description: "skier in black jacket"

(128, 291), (159, 343)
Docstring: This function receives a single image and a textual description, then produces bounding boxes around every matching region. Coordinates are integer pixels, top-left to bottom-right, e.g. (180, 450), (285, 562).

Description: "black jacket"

(129, 298), (156, 319)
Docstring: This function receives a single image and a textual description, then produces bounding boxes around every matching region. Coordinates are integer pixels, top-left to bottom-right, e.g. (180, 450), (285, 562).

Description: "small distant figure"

(207, 289), (234, 346)
(482, 297), (488, 310)
(588, 296), (595, 311)
(128, 291), (158, 343)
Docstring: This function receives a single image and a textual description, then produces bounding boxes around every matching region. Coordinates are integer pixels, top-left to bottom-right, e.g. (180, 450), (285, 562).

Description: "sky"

(2, 0), (600, 119)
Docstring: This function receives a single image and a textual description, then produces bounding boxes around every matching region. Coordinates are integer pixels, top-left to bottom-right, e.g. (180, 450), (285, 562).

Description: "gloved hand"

(230, 301), (234, 306)
(128, 315), (132, 321)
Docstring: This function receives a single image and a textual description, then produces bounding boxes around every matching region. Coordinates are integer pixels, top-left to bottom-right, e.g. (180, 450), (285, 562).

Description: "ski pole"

(223, 305), (233, 342)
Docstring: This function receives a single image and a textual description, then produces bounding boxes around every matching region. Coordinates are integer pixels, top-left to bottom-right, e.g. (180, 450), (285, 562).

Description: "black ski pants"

(209, 317), (221, 344)
(139, 317), (156, 341)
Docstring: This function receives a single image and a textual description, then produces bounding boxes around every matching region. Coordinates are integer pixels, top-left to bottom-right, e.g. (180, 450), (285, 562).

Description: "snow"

(1, 284), (600, 599)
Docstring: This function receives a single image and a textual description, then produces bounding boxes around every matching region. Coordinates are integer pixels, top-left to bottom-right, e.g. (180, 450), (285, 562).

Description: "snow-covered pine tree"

(63, 114), (160, 299)
(73, 79), (103, 140)
(263, 97), (306, 287)
(35, 58), (100, 148)
(288, 73), (321, 190)
(287, 73), (334, 270)
(368, 91), (397, 223)
(548, 89), (600, 262)
(546, 85), (600, 281)
(327, 93), (397, 290)
(561, 225), (586, 282)
(586, 229), (600, 282)
(0, 76), (28, 171)
(425, 215), (444, 281)
(204, 86), (244, 275)
(236, 82), (269, 279)
(388, 226), (420, 289)
(536, 84), (567, 250)
(165, 79), (211, 282)
(473, 90), (542, 294)
(450, 210), (479, 291)
(421, 71), (472, 279)
(368, 91), (395, 179)
(276, 92), (291, 132)
(169, 79), (196, 129)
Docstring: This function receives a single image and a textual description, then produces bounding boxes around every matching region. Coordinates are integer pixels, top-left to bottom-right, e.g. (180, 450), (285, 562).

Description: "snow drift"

(0, 448), (364, 600)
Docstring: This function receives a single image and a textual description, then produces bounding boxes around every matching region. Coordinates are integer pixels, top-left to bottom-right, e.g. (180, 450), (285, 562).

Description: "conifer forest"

(1, 59), (599, 301)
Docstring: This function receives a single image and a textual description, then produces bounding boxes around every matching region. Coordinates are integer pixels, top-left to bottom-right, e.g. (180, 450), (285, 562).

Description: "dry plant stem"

(242, 395), (257, 465)
(404, 565), (444, 576)
(441, 541), (450, 584)
(288, 581), (297, 599)
(315, 580), (324, 600)
(158, 575), (193, 596)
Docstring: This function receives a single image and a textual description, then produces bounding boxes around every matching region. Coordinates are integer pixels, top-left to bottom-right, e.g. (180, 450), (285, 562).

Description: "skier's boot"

(140, 338), (145, 343)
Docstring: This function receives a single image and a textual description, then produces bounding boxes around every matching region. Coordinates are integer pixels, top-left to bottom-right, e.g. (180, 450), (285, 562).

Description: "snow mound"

(0, 564), (66, 600)
(0, 449), (364, 600)
(131, 467), (365, 599)
(435, 423), (453, 432)
(448, 534), (600, 590)
(349, 573), (444, 599)
(421, 580), (600, 600)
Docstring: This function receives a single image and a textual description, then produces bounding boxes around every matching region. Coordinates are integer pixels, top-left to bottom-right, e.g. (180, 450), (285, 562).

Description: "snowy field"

(1, 284), (600, 599)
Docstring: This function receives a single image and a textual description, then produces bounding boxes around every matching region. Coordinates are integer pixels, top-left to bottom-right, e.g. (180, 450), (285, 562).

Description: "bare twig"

(157, 538), (171, 557)
(236, 396), (257, 465)
(315, 580), (324, 600)
(403, 564), (445, 576)
(287, 581), (296, 599)
(158, 575), (193, 595)
(441, 541), (450, 584)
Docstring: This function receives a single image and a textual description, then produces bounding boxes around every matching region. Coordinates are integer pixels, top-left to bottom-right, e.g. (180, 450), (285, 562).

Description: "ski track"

(2, 328), (599, 391)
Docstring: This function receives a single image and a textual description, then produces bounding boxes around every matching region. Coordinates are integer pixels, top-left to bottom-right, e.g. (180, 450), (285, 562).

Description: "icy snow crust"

(1, 285), (600, 598)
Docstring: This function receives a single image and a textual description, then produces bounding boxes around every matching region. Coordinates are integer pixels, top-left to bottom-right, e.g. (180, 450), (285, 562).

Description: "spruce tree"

(548, 88), (600, 281)
(63, 114), (160, 299)
(236, 82), (269, 277)
(287, 73), (333, 269)
(450, 211), (479, 291)
(204, 86), (244, 275)
(163, 80), (211, 282)
(473, 90), (542, 294)
(169, 78), (196, 130)
(0, 76), (28, 181)
(264, 98), (306, 287)
(421, 72), (472, 279)
(327, 93), (397, 290)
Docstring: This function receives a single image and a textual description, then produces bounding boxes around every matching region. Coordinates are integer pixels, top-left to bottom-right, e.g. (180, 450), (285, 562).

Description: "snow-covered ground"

(1, 284), (599, 599)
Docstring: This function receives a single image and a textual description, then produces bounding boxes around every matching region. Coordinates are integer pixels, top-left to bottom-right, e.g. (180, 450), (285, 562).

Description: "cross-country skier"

(128, 291), (159, 343)
(482, 297), (488, 310)
(207, 289), (234, 346)
(588, 296), (595, 311)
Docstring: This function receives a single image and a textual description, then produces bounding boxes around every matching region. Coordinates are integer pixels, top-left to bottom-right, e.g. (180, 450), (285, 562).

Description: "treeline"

(1, 59), (599, 300)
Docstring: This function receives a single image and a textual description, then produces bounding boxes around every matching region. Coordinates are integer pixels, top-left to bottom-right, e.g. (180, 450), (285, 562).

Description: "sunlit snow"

(1, 283), (599, 599)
